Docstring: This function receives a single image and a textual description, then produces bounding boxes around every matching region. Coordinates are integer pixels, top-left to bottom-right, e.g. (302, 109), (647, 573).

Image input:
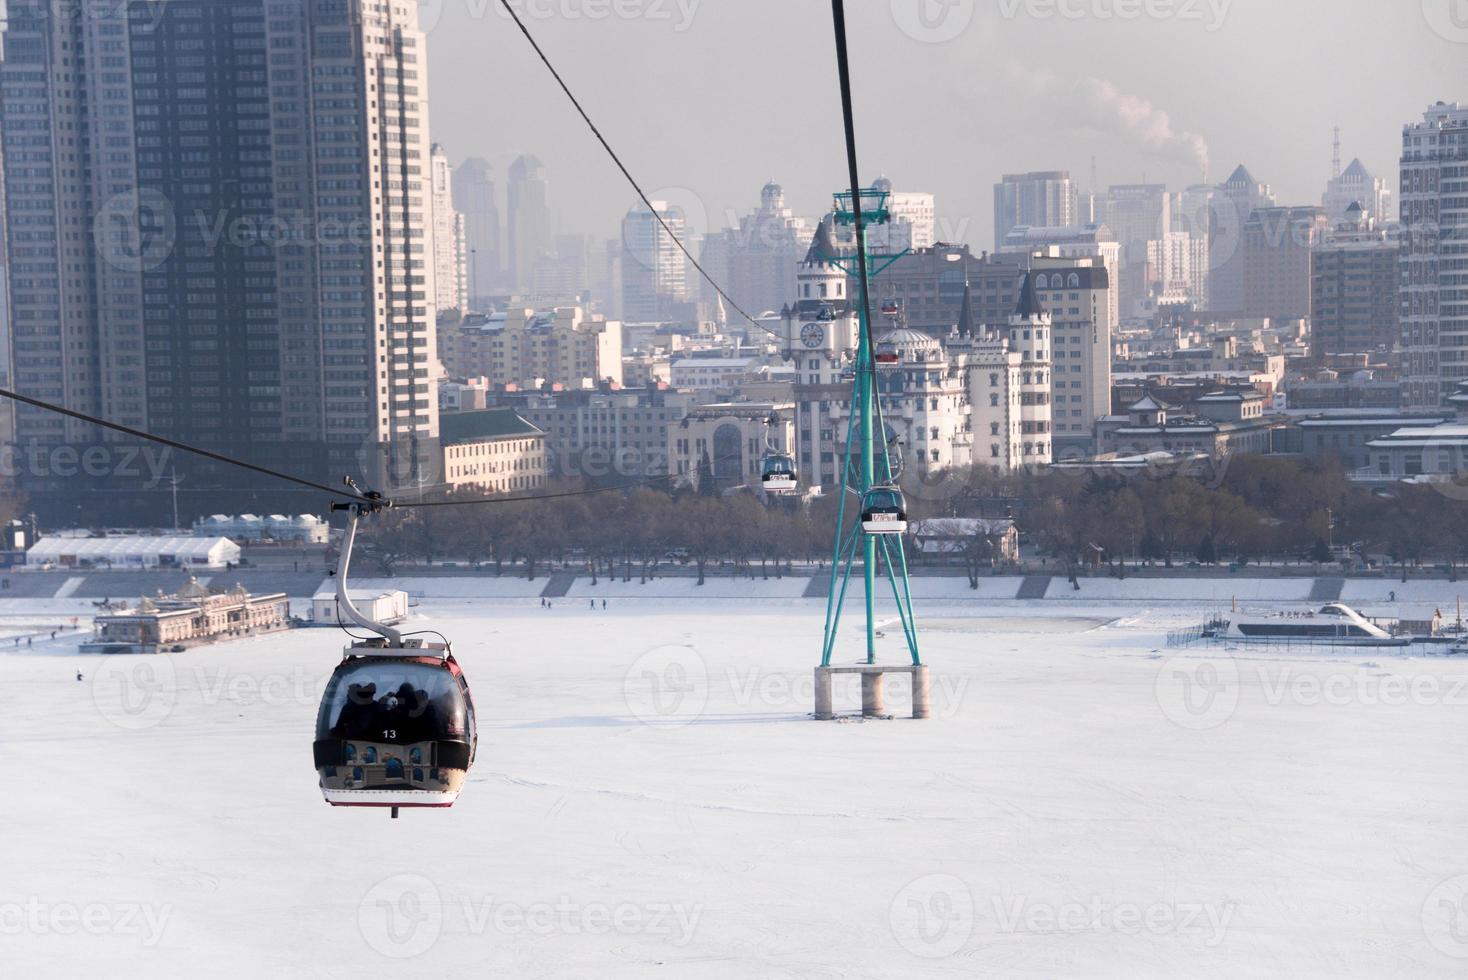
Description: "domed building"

(855, 324), (971, 477)
(875, 327), (944, 367)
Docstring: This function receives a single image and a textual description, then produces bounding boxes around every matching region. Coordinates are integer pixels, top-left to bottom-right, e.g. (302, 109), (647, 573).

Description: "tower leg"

(912, 665), (931, 720)
(861, 672), (886, 717)
(814, 667), (834, 720)
(864, 537), (876, 662)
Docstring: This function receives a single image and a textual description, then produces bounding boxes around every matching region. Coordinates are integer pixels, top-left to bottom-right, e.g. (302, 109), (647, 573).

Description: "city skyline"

(424, 0), (1464, 245)
(0, 0), (1463, 525)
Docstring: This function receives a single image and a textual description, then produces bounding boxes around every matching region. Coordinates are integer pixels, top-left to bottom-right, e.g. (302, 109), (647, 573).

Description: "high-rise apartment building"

(430, 144), (468, 314)
(868, 176), (936, 253)
(437, 306), (623, 389)
(1323, 158), (1393, 226)
(1102, 184), (1169, 320)
(1211, 165), (1276, 313)
(698, 182), (812, 319)
(999, 223), (1121, 328)
(1023, 254), (1111, 448)
(529, 233), (592, 304)
(453, 156), (499, 303)
(1400, 102), (1468, 409)
(993, 171), (1076, 249)
(1168, 185), (1215, 308)
(620, 202), (689, 322)
(0, 0), (439, 509)
(1242, 206), (1328, 321)
(1310, 205), (1400, 360)
(507, 154), (551, 292)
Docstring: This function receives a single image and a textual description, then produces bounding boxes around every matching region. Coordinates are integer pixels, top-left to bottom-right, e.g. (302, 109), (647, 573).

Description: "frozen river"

(2, 593), (1466, 977)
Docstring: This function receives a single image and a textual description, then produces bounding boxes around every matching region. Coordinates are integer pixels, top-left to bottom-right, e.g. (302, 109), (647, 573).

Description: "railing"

(1165, 625), (1209, 647)
(1166, 625), (1413, 651)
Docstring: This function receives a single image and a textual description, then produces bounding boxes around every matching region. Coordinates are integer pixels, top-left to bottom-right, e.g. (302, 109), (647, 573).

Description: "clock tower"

(781, 217), (856, 357)
(781, 219), (859, 488)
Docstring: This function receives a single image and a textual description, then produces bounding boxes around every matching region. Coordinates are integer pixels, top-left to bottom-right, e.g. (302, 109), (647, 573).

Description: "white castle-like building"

(780, 221), (1052, 487)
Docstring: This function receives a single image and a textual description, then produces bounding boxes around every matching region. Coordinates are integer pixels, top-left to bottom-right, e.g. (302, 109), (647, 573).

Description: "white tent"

(26, 535), (242, 569)
(191, 513), (328, 544)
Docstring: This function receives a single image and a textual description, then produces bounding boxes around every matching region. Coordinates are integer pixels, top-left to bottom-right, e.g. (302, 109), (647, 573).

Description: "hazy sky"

(424, 0), (1466, 247)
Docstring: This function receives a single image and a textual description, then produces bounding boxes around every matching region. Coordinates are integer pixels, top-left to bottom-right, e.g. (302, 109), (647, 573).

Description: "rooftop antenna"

(1332, 125), (1342, 180)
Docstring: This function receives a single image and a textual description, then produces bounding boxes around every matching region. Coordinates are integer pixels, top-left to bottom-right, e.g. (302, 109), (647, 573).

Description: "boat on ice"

(1202, 602), (1412, 647)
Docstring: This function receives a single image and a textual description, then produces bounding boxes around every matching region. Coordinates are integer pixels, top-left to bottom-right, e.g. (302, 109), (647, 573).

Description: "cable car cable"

(0, 386), (749, 511)
(0, 386), (361, 501)
(829, 0), (898, 486)
(1, 11), (826, 513)
(334, 606), (377, 643)
(400, 629), (453, 647)
(492, 0), (780, 341)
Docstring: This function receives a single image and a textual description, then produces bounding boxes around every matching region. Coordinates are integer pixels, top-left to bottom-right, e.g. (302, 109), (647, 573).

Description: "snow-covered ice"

(3, 589), (1466, 978)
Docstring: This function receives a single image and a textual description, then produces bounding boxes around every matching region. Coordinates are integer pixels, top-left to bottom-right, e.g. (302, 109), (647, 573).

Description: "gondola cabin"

(860, 485), (907, 535)
(314, 638), (477, 809)
(874, 343), (901, 367)
(760, 452), (798, 493)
